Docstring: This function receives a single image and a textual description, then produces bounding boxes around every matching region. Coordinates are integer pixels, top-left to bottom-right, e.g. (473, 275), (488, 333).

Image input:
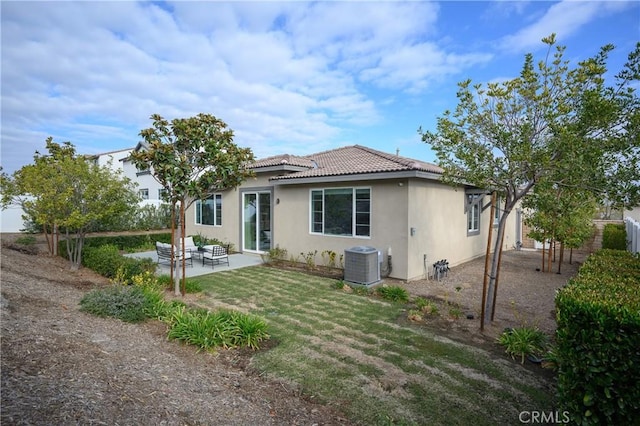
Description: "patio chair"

(182, 236), (198, 253)
(156, 241), (193, 267)
(202, 244), (229, 268)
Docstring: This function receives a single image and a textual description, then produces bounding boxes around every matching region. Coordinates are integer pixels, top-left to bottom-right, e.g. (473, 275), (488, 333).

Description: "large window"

(310, 188), (370, 237)
(195, 194), (222, 226)
(466, 193), (481, 235)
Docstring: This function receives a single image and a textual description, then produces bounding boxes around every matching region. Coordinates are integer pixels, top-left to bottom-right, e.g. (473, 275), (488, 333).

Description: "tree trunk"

(170, 203), (175, 284)
(557, 242), (564, 274)
(541, 243), (546, 272)
(44, 223), (53, 255)
(547, 239), (553, 273)
(480, 192), (496, 331)
(490, 230), (506, 322)
(180, 201), (186, 296)
(484, 202), (511, 324)
(173, 199), (185, 296)
(53, 224), (58, 256)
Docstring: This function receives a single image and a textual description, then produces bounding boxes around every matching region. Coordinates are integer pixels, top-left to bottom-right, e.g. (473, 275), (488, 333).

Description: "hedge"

(58, 232), (172, 253)
(555, 249), (640, 425)
(82, 244), (156, 280)
(602, 223), (626, 250)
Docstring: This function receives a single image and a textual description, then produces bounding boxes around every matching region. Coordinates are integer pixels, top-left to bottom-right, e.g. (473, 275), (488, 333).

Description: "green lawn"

(197, 266), (554, 425)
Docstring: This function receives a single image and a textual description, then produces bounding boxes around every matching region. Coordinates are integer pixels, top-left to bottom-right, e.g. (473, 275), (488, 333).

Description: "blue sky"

(1, 1), (638, 174)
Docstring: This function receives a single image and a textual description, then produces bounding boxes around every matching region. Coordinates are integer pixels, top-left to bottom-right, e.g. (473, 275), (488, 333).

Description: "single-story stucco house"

(184, 145), (521, 282)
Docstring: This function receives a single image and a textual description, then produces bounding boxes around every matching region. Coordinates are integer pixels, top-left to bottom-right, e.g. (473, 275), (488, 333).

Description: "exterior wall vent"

(344, 246), (381, 286)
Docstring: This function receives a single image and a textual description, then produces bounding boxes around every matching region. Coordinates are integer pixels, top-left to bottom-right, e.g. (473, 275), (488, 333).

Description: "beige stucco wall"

(185, 174), (521, 281)
(185, 173), (273, 250)
(271, 179), (409, 279)
(404, 180), (519, 281)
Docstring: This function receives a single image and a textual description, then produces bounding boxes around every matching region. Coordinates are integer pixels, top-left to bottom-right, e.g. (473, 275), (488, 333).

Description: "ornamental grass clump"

(497, 326), (548, 364)
(166, 307), (269, 351)
(376, 285), (409, 303)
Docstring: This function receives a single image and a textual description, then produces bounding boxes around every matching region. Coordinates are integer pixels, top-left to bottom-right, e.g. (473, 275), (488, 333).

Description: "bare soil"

(398, 248), (586, 340)
(1, 233), (583, 425)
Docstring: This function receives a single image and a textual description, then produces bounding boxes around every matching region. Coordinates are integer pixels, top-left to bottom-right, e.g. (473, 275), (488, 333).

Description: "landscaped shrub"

(79, 285), (153, 323)
(555, 249), (640, 425)
(166, 307), (269, 350)
(376, 285), (409, 303)
(602, 223), (626, 250)
(261, 245), (289, 265)
(497, 326), (548, 364)
(82, 244), (156, 280)
(59, 232), (172, 255)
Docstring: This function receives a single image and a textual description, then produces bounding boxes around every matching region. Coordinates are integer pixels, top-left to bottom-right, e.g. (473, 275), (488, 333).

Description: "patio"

(125, 250), (264, 278)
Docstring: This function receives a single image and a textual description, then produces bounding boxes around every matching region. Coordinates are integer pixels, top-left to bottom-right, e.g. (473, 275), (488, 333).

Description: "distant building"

(0, 147), (166, 232)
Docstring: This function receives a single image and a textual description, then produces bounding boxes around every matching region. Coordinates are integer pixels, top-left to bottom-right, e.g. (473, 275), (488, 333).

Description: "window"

(466, 194), (481, 235)
(139, 188), (149, 200)
(195, 194), (222, 226)
(310, 188), (370, 237)
(158, 188), (168, 202)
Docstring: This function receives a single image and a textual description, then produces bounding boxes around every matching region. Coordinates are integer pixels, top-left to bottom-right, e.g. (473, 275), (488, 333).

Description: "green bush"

(82, 244), (156, 280)
(376, 285), (409, 303)
(555, 249), (640, 425)
(79, 285), (153, 323)
(14, 235), (37, 245)
(166, 307), (269, 350)
(59, 233), (172, 255)
(602, 223), (626, 250)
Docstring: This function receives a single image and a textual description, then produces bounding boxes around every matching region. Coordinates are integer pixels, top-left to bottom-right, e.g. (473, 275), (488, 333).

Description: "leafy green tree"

(1, 138), (138, 269)
(524, 179), (597, 273)
(130, 113), (254, 295)
(420, 35), (639, 323)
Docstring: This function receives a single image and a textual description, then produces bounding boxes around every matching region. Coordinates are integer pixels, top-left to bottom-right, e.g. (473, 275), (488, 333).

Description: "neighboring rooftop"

(249, 145), (443, 182)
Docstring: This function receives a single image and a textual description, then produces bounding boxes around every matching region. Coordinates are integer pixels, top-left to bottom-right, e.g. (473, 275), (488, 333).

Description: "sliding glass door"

(243, 192), (271, 252)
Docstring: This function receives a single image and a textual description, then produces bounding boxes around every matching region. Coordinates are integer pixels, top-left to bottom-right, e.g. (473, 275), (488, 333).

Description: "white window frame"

(466, 193), (481, 236)
(139, 188), (149, 200)
(195, 193), (223, 227)
(310, 187), (371, 238)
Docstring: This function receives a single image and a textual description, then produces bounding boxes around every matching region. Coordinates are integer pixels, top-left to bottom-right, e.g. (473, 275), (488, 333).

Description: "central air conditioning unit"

(344, 246), (381, 286)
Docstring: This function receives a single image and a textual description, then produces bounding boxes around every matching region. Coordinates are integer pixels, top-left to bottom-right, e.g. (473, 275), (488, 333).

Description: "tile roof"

(250, 145), (443, 181)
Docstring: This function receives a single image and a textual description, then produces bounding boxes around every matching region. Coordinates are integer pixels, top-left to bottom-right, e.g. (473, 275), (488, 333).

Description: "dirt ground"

(1, 233), (583, 425)
(399, 248), (587, 340)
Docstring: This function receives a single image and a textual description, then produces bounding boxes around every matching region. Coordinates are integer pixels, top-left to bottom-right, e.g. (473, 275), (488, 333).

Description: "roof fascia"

(271, 170), (442, 185)
(252, 165), (311, 173)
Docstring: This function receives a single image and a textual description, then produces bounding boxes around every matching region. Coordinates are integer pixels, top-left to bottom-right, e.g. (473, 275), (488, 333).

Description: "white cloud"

(499, 0), (634, 53)
(9, 0), (623, 174)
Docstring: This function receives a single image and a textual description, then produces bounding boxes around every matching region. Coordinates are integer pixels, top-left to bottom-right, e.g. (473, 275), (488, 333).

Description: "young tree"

(523, 179), (597, 273)
(0, 138), (139, 269)
(420, 35), (639, 324)
(130, 113), (254, 295)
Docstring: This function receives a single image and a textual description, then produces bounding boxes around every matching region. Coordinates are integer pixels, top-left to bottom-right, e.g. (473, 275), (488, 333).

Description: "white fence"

(626, 217), (640, 254)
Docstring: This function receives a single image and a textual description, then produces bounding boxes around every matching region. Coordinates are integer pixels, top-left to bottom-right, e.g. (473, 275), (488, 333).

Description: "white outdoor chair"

(201, 244), (229, 268)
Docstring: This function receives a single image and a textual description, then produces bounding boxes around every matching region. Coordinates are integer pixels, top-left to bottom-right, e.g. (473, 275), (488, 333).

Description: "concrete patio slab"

(125, 250), (264, 278)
